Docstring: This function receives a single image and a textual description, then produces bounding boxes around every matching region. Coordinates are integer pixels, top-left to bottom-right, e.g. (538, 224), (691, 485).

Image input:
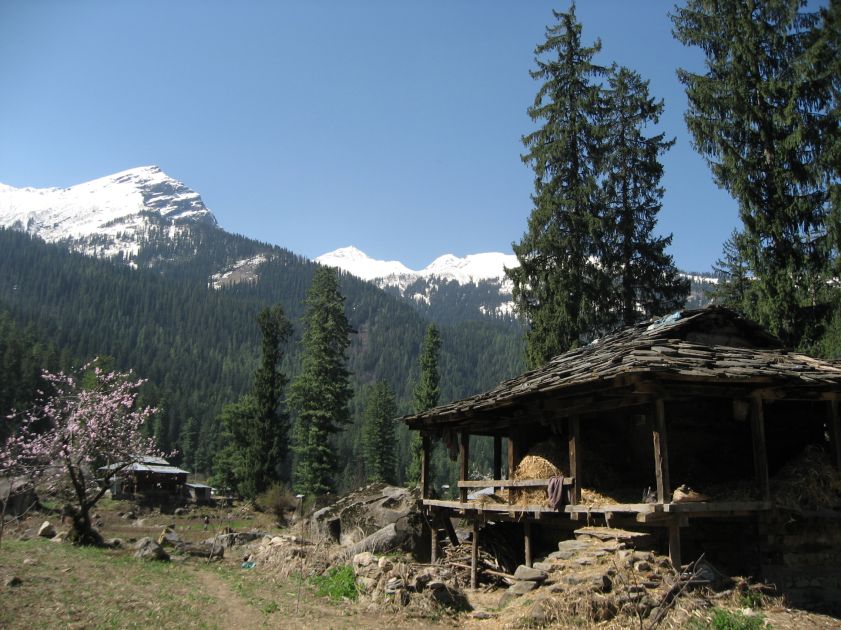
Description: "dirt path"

(193, 567), (268, 630)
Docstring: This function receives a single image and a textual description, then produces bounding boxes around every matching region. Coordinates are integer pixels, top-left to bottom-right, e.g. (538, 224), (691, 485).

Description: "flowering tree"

(1, 363), (159, 545)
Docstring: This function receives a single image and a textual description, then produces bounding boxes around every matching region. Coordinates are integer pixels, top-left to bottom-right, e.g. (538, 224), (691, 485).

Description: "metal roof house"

(100, 456), (190, 505)
(403, 306), (841, 608)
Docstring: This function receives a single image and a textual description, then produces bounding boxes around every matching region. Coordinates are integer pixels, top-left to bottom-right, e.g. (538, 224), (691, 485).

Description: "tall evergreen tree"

(362, 381), (397, 484)
(407, 324), (441, 483)
(289, 267), (352, 495)
(599, 66), (689, 326)
(210, 305), (292, 498)
(507, 6), (608, 366)
(672, 0), (835, 347)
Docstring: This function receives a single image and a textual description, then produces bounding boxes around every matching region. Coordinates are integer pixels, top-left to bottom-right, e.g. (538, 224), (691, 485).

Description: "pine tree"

(210, 305), (292, 498)
(599, 66), (689, 326)
(672, 0), (834, 347)
(407, 324), (441, 483)
(289, 267), (352, 495)
(710, 230), (753, 309)
(362, 381), (397, 484)
(507, 6), (609, 366)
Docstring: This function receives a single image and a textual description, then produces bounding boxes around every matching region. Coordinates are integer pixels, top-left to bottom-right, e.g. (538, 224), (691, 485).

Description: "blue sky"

(1, 1), (744, 272)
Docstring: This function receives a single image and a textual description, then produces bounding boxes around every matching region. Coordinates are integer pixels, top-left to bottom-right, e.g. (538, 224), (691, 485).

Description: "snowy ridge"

(0, 165), (216, 259)
(316, 246), (518, 287)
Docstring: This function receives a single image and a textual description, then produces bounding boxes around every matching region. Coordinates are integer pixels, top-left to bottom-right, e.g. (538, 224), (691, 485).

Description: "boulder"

(310, 483), (419, 545)
(38, 521), (56, 538)
(514, 565), (548, 582)
(133, 537), (169, 561)
(157, 527), (181, 546)
(508, 580), (539, 595)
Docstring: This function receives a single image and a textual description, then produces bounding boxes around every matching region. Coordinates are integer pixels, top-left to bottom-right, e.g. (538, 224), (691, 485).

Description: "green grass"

(309, 565), (359, 602)
(0, 539), (221, 630)
(688, 607), (769, 630)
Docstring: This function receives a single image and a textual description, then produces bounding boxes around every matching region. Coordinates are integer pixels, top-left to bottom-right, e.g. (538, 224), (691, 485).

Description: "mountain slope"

(0, 166), (216, 259)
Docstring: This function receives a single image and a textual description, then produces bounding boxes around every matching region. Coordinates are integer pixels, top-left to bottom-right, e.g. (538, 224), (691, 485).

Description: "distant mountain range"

(0, 166), (718, 325)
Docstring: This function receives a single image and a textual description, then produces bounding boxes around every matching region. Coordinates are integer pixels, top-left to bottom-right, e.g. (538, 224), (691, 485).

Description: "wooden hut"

(403, 306), (841, 607)
(101, 456), (190, 505)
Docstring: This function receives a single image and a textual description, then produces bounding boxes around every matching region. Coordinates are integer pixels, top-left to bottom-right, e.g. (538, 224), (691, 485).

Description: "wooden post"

(420, 433), (431, 500)
(568, 416), (582, 505)
(507, 431), (521, 478)
(524, 521), (533, 568)
(750, 395), (771, 501)
(493, 436), (502, 487)
(459, 432), (470, 503)
(653, 399), (671, 504)
(668, 520), (682, 569)
(430, 512), (438, 564)
(471, 520), (479, 589)
(828, 399), (841, 472)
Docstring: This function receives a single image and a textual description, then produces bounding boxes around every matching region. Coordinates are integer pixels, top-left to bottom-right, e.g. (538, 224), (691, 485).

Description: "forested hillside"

(0, 227), (524, 489)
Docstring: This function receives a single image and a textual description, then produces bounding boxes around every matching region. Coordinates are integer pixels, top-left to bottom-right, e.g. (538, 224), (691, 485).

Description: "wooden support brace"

(459, 432), (470, 503)
(568, 416), (582, 505)
(420, 433), (431, 500)
(471, 520), (479, 589)
(524, 521), (533, 568)
(668, 520), (682, 570)
(493, 436), (502, 491)
(653, 399), (671, 504)
(750, 395), (771, 501)
(828, 399), (841, 472)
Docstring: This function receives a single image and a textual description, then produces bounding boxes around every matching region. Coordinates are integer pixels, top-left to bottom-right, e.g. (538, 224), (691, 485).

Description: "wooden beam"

(493, 436), (502, 486)
(653, 400), (671, 504)
(457, 478), (574, 488)
(420, 433), (431, 500)
(828, 399), (841, 472)
(568, 416), (582, 505)
(668, 520), (681, 569)
(459, 432), (470, 503)
(750, 395), (770, 501)
(471, 520), (479, 589)
(524, 521), (533, 568)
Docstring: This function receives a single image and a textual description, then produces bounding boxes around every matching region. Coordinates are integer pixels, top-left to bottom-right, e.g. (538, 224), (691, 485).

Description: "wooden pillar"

(430, 512), (438, 564)
(668, 521), (682, 569)
(568, 416), (582, 504)
(420, 433), (431, 500)
(828, 399), (841, 472)
(459, 432), (470, 503)
(470, 520), (479, 589)
(653, 399), (671, 504)
(493, 436), (502, 484)
(750, 395), (770, 501)
(508, 431), (521, 478)
(524, 521), (533, 568)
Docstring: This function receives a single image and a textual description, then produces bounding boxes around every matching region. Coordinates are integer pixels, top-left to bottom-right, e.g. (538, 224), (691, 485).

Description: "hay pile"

(771, 445), (841, 509)
(511, 441), (568, 506)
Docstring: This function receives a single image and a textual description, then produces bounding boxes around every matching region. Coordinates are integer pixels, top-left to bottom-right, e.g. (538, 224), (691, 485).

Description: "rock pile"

(350, 551), (471, 612)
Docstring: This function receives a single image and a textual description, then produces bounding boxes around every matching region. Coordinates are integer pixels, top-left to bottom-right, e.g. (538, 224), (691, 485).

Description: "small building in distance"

(403, 306), (841, 612)
(101, 456), (190, 505)
(186, 482), (213, 505)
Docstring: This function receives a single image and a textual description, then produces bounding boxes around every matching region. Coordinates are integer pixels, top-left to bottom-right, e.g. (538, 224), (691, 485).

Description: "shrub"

(255, 484), (299, 524)
(309, 565), (359, 602)
(689, 608), (767, 630)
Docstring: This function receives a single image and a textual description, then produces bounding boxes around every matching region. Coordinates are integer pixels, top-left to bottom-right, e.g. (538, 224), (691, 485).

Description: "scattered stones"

(104, 538), (123, 549)
(133, 537), (169, 561)
(22, 558), (38, 566)
(174, 507), (187, 516)
(527, 598), (550, 626)
(121, 511), (136, 520)
(634, 561), (652, 572)
(557, 539), (590, 552)
(471, 610), (497, 619)
(547, 549), (575, 560)
(352, 551), (375, 567)
(38, 521), (56, 538)
(532, 561), (554, 572)
(590, 574), (612, 593)
(5, 576), (22, 588)
(50, 532), (67, 543)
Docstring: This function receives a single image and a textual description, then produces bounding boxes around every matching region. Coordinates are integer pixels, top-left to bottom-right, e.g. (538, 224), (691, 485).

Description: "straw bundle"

(511, 441), (568, 505)
(771, 445), (841, 509)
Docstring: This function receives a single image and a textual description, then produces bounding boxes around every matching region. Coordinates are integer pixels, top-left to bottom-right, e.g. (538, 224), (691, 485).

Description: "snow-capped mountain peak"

(0, 165), (217, 259)
(316, 246), (518, 285)
(315, 246), (413, 281)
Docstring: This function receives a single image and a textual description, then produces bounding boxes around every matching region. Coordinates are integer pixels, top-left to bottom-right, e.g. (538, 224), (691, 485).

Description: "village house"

(100, 456), (190, 505)
(403, 306), (841, 610)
